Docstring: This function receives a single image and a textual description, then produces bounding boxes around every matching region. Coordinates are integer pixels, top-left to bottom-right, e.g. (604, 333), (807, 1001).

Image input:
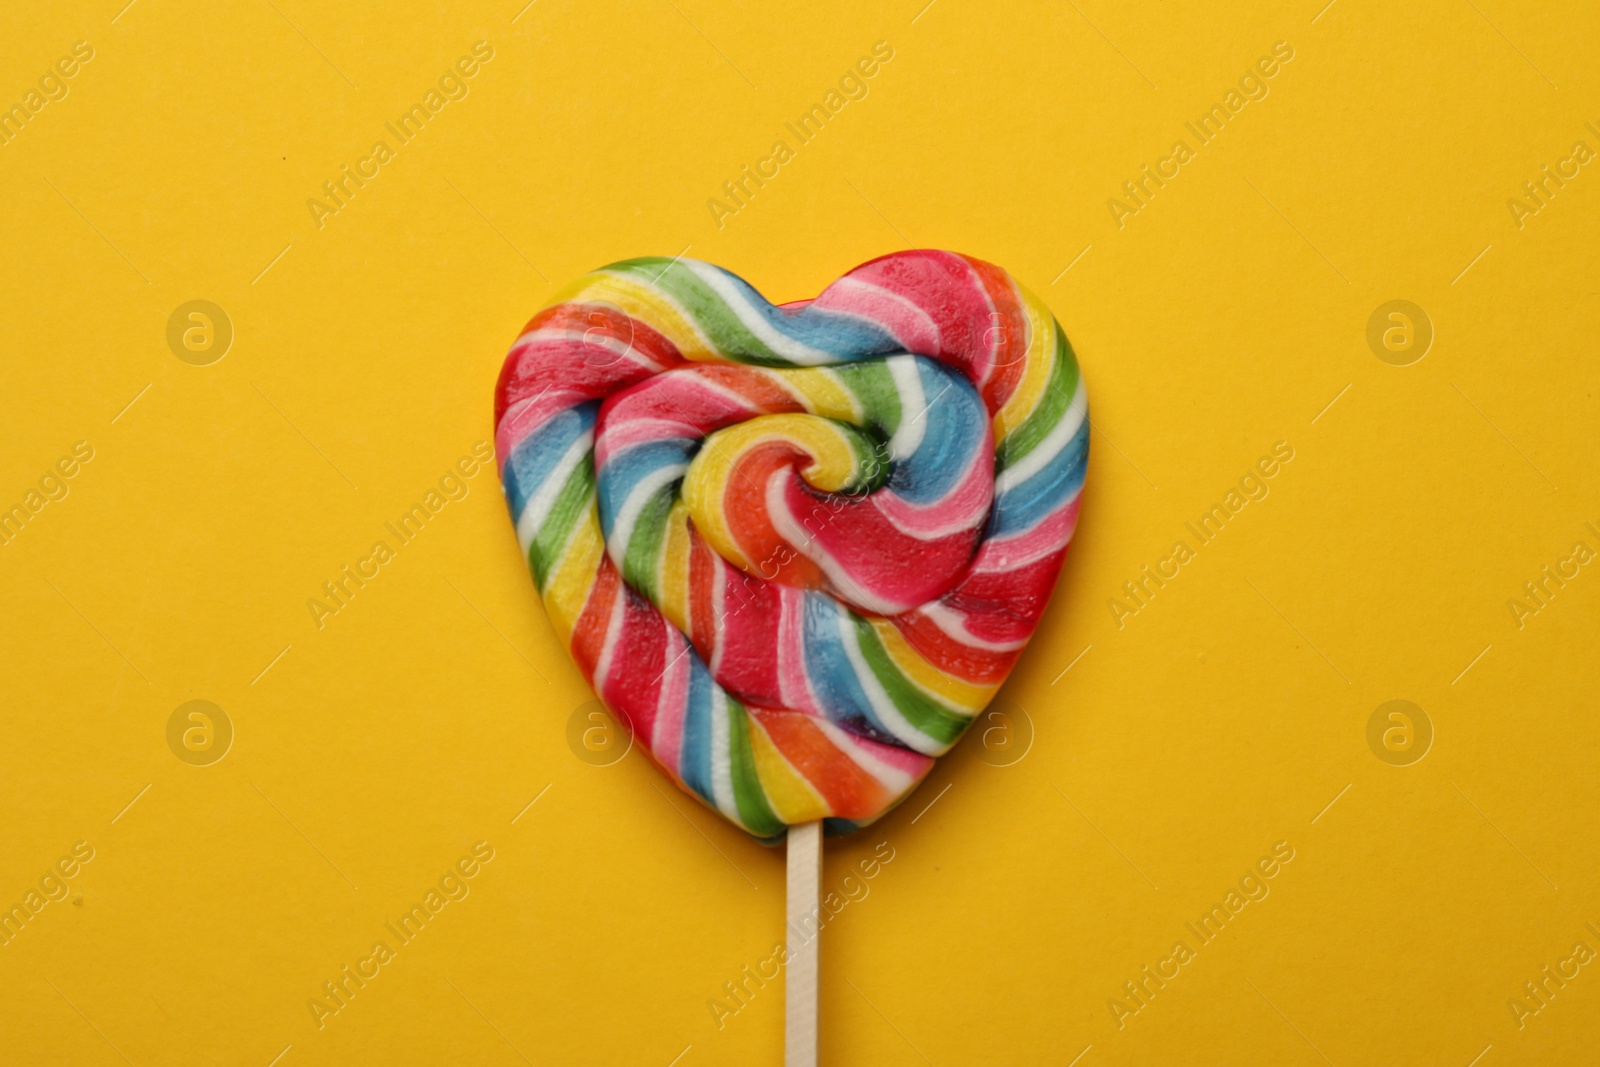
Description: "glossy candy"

(495, 251), (1087, 839)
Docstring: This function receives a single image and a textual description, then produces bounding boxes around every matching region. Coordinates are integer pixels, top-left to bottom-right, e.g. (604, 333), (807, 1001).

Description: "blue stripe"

(680, 660), (714, 802)
(711, 266), (903, 360)
(503, 404), (595, 520)
(989, 419), (1088, 536)
(801, 594), (903, 746)
(888, 360), (986, 505)
(595, 439), (693, 539)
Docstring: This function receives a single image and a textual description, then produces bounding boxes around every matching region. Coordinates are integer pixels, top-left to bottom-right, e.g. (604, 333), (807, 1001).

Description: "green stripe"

(529, 461), (594, 592)
(811, 419), (884, 494)
(997, 325), (1080, 472)
(845, 427), (879, 491)
(827, 363), (899, 491)
(622, 488), (673, 601)
(853, 618), (970, 745)
(616, 261), (792, 366)
(605, 256), (673, 272)
(724, 697), (783, 838)
(834, 361), (902, 439)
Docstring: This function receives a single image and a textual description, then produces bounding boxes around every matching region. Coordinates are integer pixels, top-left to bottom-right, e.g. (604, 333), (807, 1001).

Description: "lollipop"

(494, 250), (1087, 1062)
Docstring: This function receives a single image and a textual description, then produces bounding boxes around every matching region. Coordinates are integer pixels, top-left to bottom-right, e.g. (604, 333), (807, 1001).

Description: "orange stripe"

(752, 709), (891, 820)
(570, 560), (621, 682)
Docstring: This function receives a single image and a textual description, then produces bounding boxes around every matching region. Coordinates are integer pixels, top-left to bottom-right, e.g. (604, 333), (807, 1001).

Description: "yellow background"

(2, 0), (1597, 1063)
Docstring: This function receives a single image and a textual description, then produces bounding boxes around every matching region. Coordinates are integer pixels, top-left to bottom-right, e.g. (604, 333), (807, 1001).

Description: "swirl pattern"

(495, 251), (1088, 838)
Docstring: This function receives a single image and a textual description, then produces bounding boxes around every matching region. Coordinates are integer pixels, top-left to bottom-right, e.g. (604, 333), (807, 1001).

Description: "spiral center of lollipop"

(594, 355), (993, 619)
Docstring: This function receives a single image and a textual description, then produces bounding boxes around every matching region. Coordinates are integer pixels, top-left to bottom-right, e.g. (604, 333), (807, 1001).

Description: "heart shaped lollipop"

(494, 250), (1087, 839)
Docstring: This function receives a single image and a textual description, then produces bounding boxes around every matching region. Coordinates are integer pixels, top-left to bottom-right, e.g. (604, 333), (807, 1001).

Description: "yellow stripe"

(680, 449), (747, 570)
(872, 619), (996, 711)
(748, 716), (831, 823)
(994, 287), (1056, 443)
(682, 415), (865, 571)
(658, 502), (693, 633)
(783, 367), (861, 423)
(567, 272), (718, 361)
(543, 513), (604, 646)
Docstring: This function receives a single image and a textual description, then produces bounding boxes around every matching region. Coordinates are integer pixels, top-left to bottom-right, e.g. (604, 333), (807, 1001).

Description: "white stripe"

(835, 612), (944, 755)
(709, 689), (738, 820)
(813, 717), (918, 794)
(884, 356), (927, 459)
(995, 376), (1087, 497)
(919, 602), (1027, 652)
(688, 263), (835, 365)
(514, 430), (592, 554)
(591, 589), (629, 692)
(605, 462), (686, 566)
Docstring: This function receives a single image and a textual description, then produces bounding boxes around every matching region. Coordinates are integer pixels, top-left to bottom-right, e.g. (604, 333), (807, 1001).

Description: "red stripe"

(889, 611), (1017, 684)
(597, 587), (667, 739)
(713, 569), (785, 707)
(569, 560), (621, 682)
(495, 303), (685, 423)
(749, 708), (892, 819)
(688, 530), (718, 658)
(964, 256), (1026, 412)
(945, 550), (1068, 643)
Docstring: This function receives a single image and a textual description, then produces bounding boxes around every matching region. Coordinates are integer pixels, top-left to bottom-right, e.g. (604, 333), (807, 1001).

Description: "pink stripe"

(777, 587), (818, 714)
(651, 628), (690, 771)
(970, 496), (1082, 573)
(808, 279), (941, 353)
(829, 720), (935, 779)
(594, 416), (699, 468)
(496, 387), (589, 471)
(872, 444), (994, 533)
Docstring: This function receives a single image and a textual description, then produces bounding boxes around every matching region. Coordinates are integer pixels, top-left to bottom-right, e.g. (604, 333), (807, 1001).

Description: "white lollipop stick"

(786, 820), (822, 1067)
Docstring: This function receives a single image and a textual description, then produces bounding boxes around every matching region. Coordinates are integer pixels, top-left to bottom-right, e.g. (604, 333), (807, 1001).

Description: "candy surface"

(495, 251), (1088, 838)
